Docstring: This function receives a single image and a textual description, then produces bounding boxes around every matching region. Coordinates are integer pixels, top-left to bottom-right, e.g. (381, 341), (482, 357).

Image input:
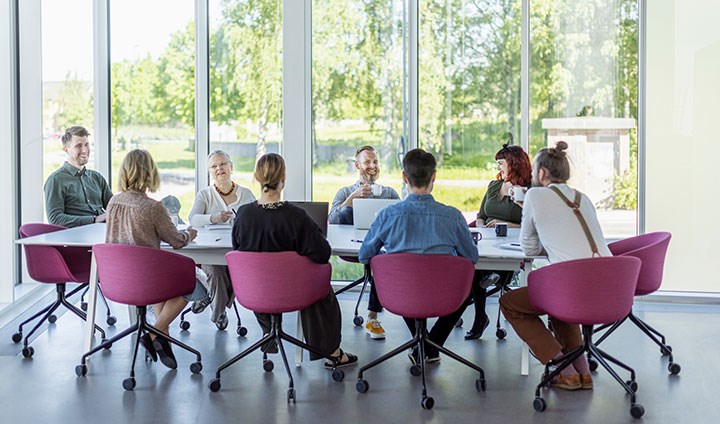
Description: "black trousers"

(403, 294), (472, 356)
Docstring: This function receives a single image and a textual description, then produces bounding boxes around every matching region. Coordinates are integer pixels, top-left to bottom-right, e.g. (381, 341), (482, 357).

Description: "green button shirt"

(44, 162), (113, 228)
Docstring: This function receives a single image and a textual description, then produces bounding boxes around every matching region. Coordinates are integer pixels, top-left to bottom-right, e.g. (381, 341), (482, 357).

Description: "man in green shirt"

(44, 126), (113, 228)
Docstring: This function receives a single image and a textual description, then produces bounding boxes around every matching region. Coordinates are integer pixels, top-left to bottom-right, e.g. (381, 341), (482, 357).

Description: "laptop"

(289, 201), (329, 236)
(352, 198), (401, 230)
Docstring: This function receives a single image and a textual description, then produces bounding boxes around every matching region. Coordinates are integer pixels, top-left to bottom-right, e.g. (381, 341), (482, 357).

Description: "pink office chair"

(75, 244), (203, 390)
(356, 253), (485, 410)
(15, 223), (107, 358)
(528, 256), (644, 419)
(333, 256), (374, 326)
(589, 232), (679, 374)
(209, 251), (344, 403)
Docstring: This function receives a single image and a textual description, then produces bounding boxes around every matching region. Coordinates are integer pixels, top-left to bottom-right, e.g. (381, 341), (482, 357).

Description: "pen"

(351, 239), (363, 243)
(215, 238), (222, 242)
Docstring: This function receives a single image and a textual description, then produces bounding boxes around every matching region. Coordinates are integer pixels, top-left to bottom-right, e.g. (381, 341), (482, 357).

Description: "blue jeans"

(337, 206), (354, 225)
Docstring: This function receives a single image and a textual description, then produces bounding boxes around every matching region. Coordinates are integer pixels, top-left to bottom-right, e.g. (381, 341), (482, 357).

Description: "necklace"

(214, 181), (235, 196)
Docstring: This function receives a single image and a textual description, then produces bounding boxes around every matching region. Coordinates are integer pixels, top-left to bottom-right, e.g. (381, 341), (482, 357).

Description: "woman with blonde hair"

(232, 153), (358, 368)
(105, 149), (209, 369)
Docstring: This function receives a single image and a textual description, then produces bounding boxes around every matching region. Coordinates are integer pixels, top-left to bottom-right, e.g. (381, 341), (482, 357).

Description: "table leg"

(82, 252), (99, 353)
(520, 259), (530, 376)
(295, 313), (304, 367)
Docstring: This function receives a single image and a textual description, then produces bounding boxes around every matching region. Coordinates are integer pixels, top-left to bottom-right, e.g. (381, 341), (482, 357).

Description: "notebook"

(352, 198), (401, 230)
(289, 201), (329, 236)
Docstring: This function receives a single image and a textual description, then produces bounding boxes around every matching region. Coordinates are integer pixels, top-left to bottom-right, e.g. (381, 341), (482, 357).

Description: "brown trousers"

(499, 287), (582, 364)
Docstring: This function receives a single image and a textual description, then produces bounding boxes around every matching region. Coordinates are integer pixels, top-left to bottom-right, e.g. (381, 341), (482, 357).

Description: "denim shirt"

(358, 193), (479, 264)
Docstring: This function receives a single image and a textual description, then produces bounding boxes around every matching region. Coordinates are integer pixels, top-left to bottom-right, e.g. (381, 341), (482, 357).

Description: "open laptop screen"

(289, 201), (329, 236)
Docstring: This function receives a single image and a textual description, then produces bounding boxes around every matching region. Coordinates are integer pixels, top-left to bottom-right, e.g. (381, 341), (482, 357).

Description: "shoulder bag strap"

(548, 186), (601, 257)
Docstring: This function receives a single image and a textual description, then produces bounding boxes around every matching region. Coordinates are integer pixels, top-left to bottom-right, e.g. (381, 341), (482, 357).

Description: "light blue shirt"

(358, 193), (479, 264)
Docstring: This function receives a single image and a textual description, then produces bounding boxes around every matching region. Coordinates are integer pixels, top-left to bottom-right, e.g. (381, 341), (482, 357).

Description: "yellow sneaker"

(365, 319), (386, 339)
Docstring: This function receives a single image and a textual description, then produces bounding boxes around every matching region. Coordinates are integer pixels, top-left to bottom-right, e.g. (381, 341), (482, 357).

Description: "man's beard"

(361, 169), (379, 184)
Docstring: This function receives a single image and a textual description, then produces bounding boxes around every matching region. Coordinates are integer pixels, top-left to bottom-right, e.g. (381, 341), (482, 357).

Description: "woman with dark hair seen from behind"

(465, 144), (532, 340)
(105, 149), (210, 369)
(232, 153), (358, 369)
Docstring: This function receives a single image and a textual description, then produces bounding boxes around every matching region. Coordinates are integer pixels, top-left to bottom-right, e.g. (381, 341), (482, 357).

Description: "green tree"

(53, 71), (93, 131)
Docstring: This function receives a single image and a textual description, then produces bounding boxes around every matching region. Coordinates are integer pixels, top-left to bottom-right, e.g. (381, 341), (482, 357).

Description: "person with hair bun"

(232, 153), (358, 369)
(499, 141), (611, 391)
(465, 143), (532, 340)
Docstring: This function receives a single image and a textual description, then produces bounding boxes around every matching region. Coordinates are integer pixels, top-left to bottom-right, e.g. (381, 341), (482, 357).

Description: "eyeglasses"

(209, 162), (230, 170)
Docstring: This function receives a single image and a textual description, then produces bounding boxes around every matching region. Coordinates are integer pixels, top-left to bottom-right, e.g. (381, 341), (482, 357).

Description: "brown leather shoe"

(551, 373), (582, 390)
(580, 373), (593, 390)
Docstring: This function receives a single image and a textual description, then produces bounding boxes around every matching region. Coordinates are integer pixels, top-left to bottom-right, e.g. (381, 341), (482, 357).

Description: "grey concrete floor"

(0, 293), (717, 424)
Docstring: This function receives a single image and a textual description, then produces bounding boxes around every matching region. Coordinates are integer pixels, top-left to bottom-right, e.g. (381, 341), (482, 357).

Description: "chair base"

(209, 314), (343, 402)
(334, 263), (373, 326)
(79, 285), (117, 326)
(13, 284), (106, 357)
(590, 309), (680, 375)
(76, 306), (202, 390)
(535, 325), (644, 418)
(179, 300), (247, 336)
(356, 318), (486, 409)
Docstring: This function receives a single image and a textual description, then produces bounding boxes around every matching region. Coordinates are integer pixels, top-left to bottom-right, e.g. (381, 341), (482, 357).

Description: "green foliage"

(52, 72), (93, 131)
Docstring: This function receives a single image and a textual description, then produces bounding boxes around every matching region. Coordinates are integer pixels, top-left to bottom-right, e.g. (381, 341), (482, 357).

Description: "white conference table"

(17, 223), (536, 375)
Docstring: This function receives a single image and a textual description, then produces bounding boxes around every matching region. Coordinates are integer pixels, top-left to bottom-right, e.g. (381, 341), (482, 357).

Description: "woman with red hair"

(465, 144), (532, 340)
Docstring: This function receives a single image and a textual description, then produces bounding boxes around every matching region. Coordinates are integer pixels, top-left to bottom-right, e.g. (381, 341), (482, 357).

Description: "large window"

(41, 0), (94, 195)
(209, 0), (283, 199)
(311, 0), (406, 279)
(529, 0), (639, 239)
(420, 0), (521, 219)
(110, 0), (196, 221)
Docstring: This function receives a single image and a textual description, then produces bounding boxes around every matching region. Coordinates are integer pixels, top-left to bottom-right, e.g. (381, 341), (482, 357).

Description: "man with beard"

(329, 145), (400, 340)
(45, 126), (113, 228)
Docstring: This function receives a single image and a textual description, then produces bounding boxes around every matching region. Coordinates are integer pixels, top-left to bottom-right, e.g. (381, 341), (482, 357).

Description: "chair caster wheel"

(287, 388), (296, 404)
(48, 314), (57, 324)
(122, 378), (136, 391)
(237, 326), (248, 337)
(421, 396), (434, 410)
(630, 403), (645, 418)
(190, 362), (202, 374)
(668, 362), (681, 375)
(102, 339), (112, 350)
(356, 379), (369, 393)
(81, 302), (88, 312)
(588, 359), (598, 372)
(208, 379), (221, 392)
(475, 378), (486, 392)
(455, 318), (463, 328)
(180, 320), (190, 331)
(75, 364), (87, 377)
(496, 328), (507, 339)
(626, 380), (638, 393)
(332, 369), (344, 382)
(263, 359), (274, 372)
(410, 364), (421, 377)
(353, 316), (364, 326)
(106, 315), (117, 326)
(533, 397), (546, 412)
(661, 345), (672, 355)
(22, 346), (34, 358)
(11, 333), (22, 344)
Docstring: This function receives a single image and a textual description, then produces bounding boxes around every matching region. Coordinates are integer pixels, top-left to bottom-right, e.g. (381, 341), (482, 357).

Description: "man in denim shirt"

(359, 148), (479, 362)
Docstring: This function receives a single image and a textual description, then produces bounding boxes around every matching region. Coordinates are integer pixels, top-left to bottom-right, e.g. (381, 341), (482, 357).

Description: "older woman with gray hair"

(189, 150), (255, 329)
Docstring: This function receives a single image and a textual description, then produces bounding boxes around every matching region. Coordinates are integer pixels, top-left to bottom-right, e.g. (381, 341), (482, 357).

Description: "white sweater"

(520, 183), (611, 263)
(188, 184), (256, 227)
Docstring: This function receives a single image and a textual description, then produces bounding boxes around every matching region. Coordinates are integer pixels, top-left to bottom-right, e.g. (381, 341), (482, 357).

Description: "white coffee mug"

(512, 186), (527, 202)
(371, 184), (382, 197)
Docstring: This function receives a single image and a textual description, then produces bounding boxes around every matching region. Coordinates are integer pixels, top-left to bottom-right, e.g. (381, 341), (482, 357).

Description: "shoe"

(365, 319), (386, 339)
(580, 373), (593, 390)
(408, 348), (419, 366)
(479, 272), (500, 289)
(152, 337), (178, 370)
(139, 334), (157, 362)
(214, 311), (229, 331)
(191, 296), (212, 314)
(425, 352), (441, 364)
(550, 373), (582, 390)
(464, 315), (490, 340)
(324, 349), (359, 369)
(408, 347), (440, 364)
